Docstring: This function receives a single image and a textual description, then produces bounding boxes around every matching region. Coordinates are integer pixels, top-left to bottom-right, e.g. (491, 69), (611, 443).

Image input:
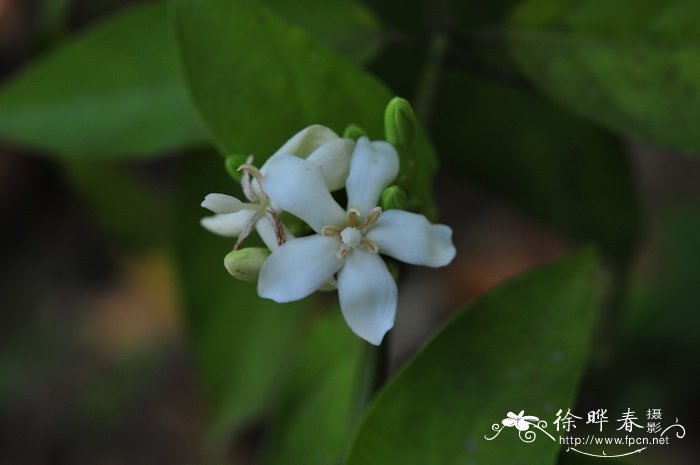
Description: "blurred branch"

(413, 33), (448, 123)
(446, 28), (536, 92)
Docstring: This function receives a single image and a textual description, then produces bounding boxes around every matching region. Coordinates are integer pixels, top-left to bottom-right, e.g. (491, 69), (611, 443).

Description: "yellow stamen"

(346, 207), (361, 227)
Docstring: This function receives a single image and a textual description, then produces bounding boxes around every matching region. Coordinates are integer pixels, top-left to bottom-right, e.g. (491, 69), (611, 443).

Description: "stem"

(594, 257), (633, 369)
(347, 337), (389, 431)
(413, 33), (449, 123)
(446, 29), (535, 92)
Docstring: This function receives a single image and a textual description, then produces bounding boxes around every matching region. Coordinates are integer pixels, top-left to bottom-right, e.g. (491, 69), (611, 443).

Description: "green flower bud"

(224, 154), (248, 183)
(384, 97), (416, 150)
(343, 124), (367, 140)
(224, 247), (270, 282)
(380, 185), (407, 210)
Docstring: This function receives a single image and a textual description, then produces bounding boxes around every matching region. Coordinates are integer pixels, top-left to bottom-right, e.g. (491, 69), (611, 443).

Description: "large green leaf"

(0, 2), (206, 158)
(435, 70), (640, 260)
(171, 0), (438, 215)
(346, 250), (599, 465)
(509, 0), (700, 155)
(174, 152), (308, 445)
(0, 0), (383, 159)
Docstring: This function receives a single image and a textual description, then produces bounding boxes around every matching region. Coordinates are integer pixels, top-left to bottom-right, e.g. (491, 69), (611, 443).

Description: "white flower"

(502, 411), (540, 431)
(257, 137), (456, 344)
(200, 125), (354, 250)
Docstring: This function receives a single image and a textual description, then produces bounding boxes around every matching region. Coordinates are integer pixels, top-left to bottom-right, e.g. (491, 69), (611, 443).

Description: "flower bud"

(343, 124), (367, 140)
(384, 97), (416, 150)
(201, 193), (244, 213)
(225, 154), (248, 182)
(224, 247), (270, 282)
(380, 185), (407, 210)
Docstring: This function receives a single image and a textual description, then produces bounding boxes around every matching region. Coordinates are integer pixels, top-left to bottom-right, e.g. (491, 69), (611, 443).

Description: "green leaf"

(261, 0), (384, 64)
(0, 2), (206, 158)
(434, 70), (640, 259)
(262, 311), (362, 465)
(346, 250), (599, 465)
(174, 152), (307, 445)
(171, 0), (438, 216)
(509, 0), (700, 155)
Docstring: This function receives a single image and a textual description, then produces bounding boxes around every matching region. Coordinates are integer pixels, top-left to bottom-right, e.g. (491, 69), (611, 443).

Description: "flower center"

(340, 227), (363, 248)
(322, 206), (382, 259)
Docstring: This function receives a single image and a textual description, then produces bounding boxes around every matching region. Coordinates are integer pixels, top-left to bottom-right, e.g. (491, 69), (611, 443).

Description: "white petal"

(263, 155), (346, 232)
(502, 418), (517, 427)
(516, 419), (534, 431)
(306, 138), (354, 191)
(258, 235), (343, 302)
(366, 210), (456, 267)
(337, 250), (397, 345)
(201, 193), (244, 214)
(255, 216), (294, 251)
(263, 125), (339, 171)
(200, 210), (256, 237)
(346, 137), (399, 215)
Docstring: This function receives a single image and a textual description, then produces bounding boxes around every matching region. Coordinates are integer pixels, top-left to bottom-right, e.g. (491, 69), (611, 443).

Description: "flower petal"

(264, 125), (339, 168)
(200, 210), (256, 237)
(346, 137), (399, 215)
(366, 210), (456, 267)
(306, 138), (354, 191)
(258, 234), (343, 302)
(201, 193), (244, 214)
(502, 418), (517, 427)
(263, 155), (346, 232)
(337, 250), (397, 345)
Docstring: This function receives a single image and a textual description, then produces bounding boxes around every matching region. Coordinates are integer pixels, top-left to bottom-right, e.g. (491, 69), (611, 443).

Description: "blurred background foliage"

(0, 0), (697, 464)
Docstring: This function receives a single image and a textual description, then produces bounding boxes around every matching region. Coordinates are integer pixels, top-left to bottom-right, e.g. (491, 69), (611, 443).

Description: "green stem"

(413, 33), (449, 123)
(348, 337), (388, 431)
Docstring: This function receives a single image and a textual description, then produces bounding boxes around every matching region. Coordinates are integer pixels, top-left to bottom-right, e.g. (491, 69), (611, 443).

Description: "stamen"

(337, 244), (351, 259)
(346, 206), (361, 227)
(233, 212), (260, 250)
(361, 207), (382, 232)
(265, 207), (287, 246)
(238, 163), (268, 203)
(322, 226), (342, 236)
(359, 238), (379, 254)
(240, 155), (257, 202)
